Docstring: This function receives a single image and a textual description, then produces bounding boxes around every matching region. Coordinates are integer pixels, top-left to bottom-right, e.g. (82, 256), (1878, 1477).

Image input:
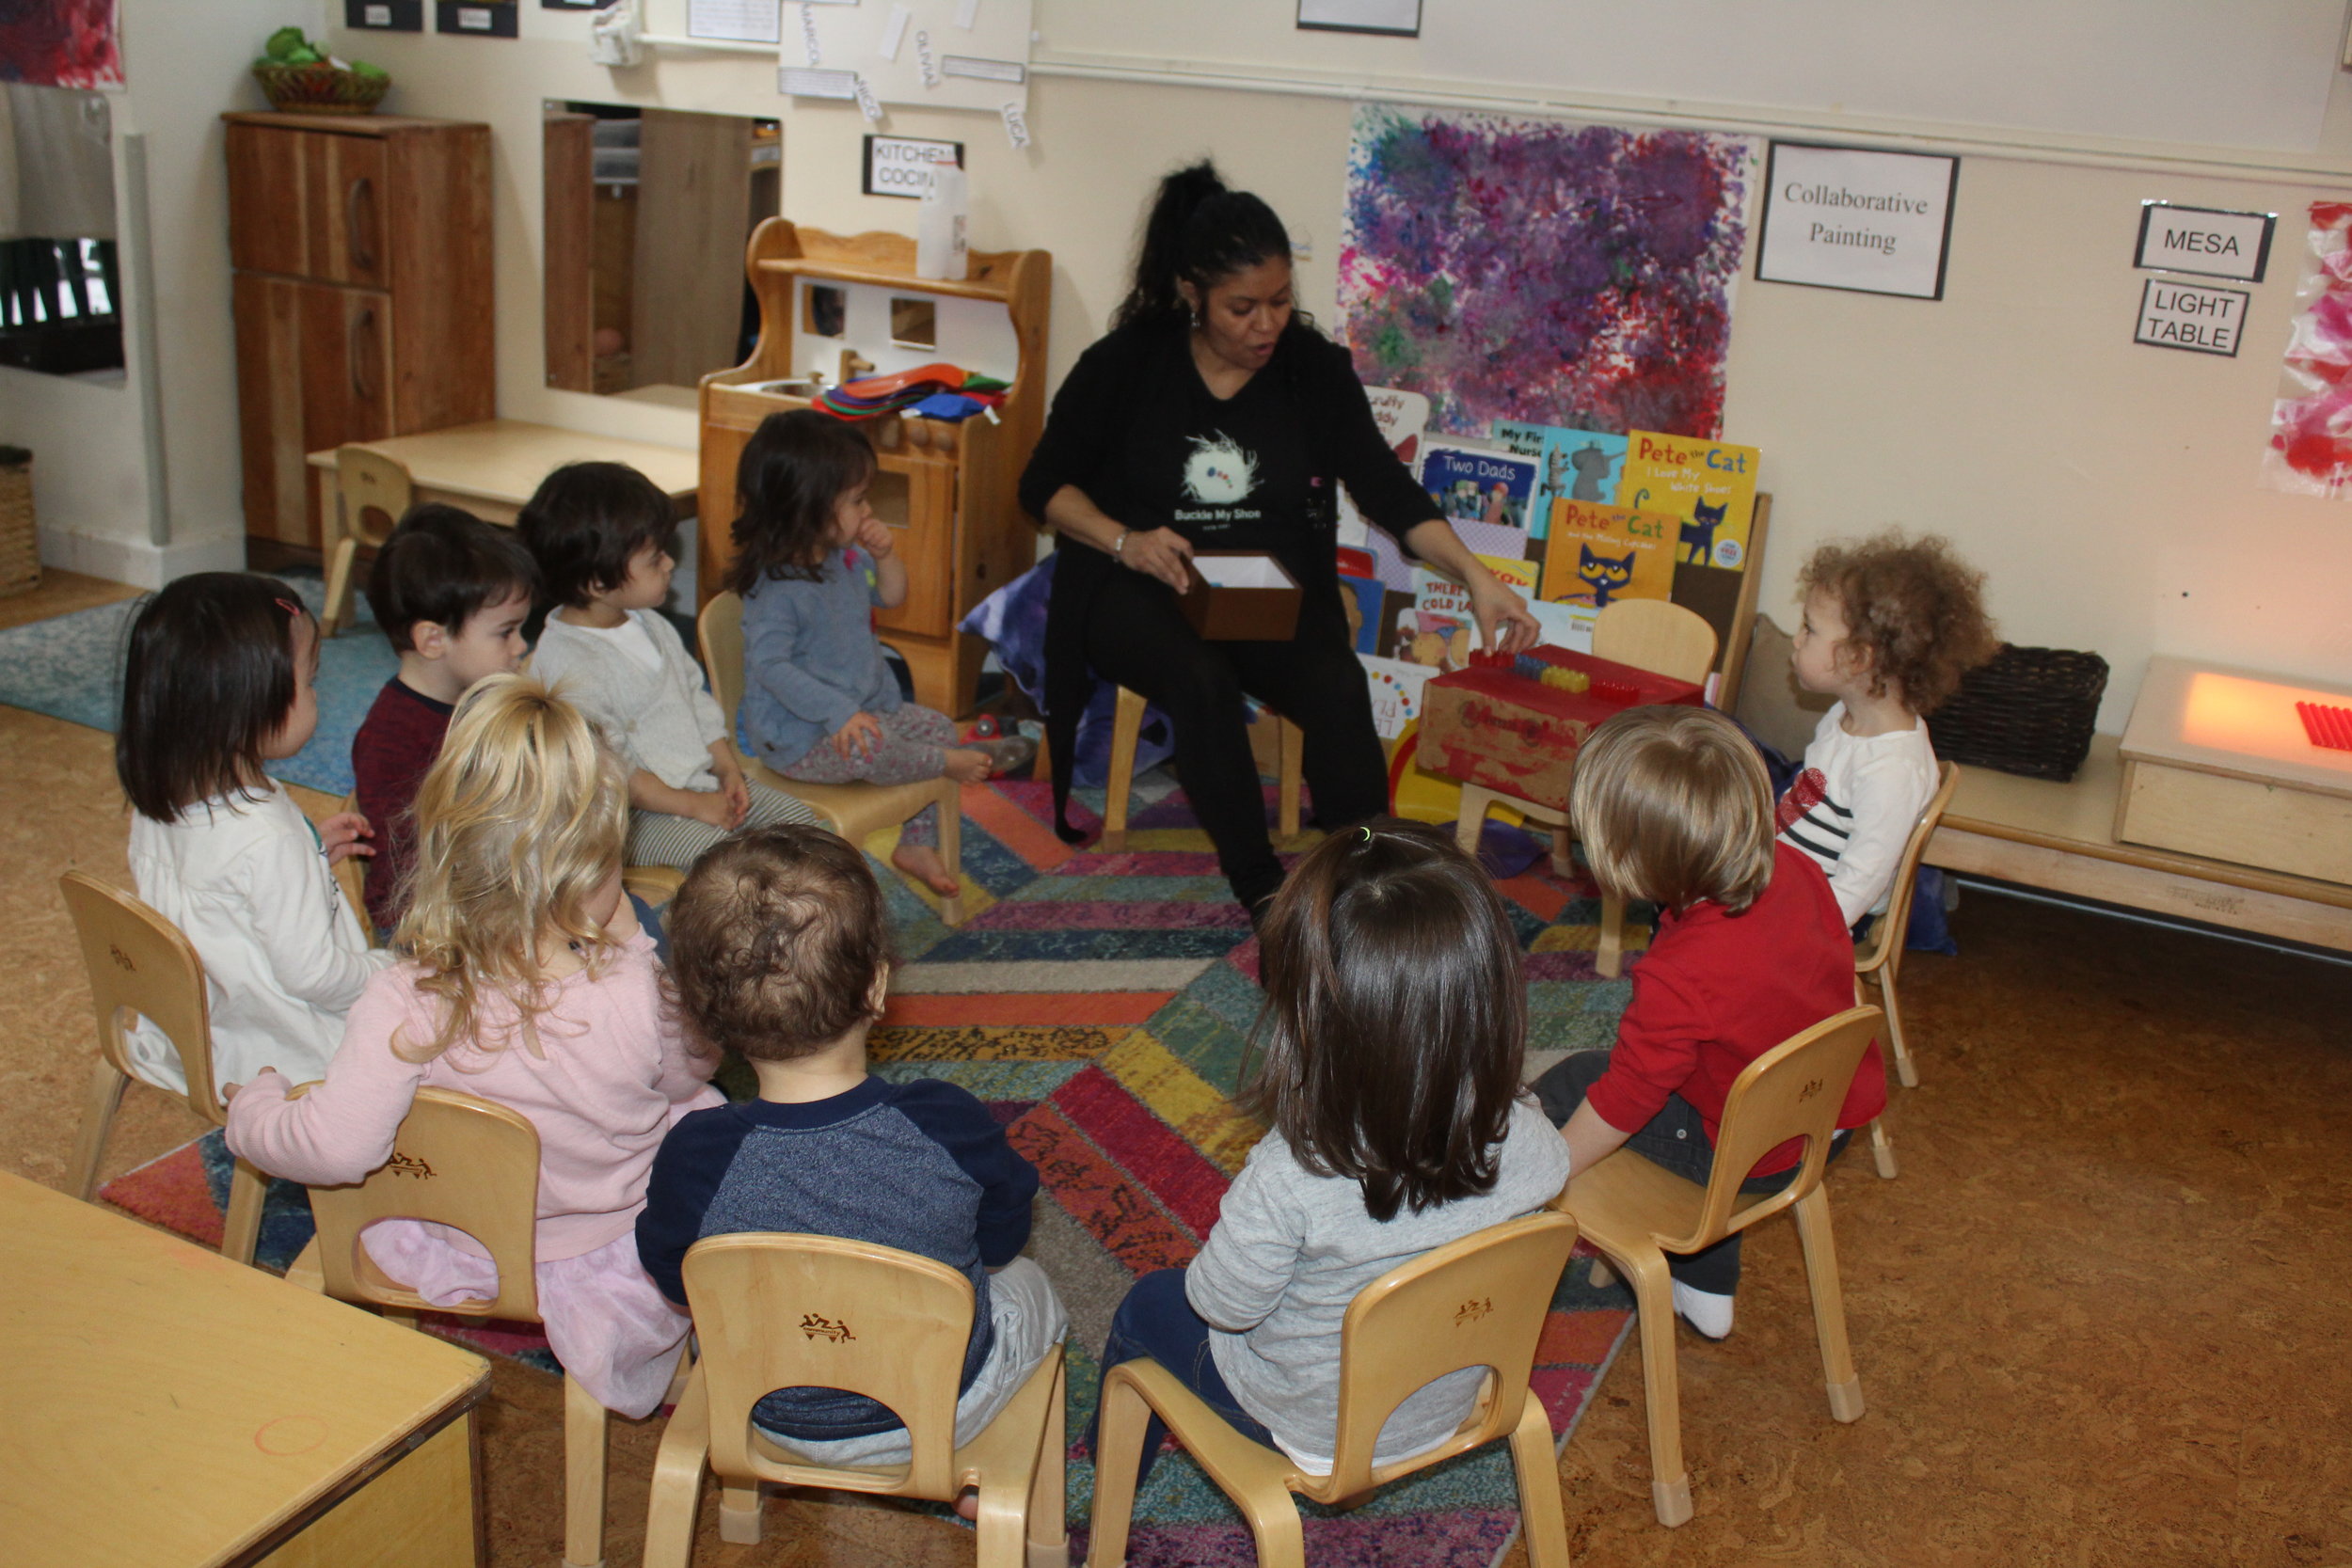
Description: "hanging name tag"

(1001, 101), (1030, 149)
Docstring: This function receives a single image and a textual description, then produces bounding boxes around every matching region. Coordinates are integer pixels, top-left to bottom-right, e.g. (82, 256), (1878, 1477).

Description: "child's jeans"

(771, 705), (959, 847)
(1531, 1049), (1851, 1295)
(1093, 1268), (1278, 1487)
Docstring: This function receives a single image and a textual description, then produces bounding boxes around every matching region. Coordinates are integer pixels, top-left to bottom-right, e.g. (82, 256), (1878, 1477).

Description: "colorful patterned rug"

(102, 771), (1644, 1565)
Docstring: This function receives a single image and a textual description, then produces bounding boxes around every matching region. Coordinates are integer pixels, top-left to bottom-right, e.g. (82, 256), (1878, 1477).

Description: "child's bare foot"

(943, 746), (993, 784)
(953, 1486), (979, 1521)
(892, 842), (963, 897)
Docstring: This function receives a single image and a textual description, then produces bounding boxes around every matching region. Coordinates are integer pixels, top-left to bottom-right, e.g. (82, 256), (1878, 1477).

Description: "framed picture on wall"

(1755, 142), (1960, 301)
(1297, 0), (1421, 38)
(437, 0), (519, 36)
(346, 0), (424, 27)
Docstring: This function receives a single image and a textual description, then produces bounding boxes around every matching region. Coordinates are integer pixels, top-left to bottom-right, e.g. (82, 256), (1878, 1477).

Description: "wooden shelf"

(754, 254), (1019, 305)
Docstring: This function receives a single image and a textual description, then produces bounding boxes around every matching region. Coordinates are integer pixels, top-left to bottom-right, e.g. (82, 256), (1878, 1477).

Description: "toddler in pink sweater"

(227, 675), (721, 1417)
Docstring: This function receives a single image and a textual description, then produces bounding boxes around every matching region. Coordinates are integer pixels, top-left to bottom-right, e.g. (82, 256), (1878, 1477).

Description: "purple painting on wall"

(1339, 104), (1756, 440)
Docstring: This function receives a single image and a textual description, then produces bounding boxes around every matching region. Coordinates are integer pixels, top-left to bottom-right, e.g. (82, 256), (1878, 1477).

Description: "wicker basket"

(253, 63), (391, 116)
(0, 446), (37, 600)
(1930, 643), (2109, 783)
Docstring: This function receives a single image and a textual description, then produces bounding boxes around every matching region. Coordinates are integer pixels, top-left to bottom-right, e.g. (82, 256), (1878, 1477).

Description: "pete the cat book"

(1537, 500), (1679, 651)
(1616, 431), (1760, 570)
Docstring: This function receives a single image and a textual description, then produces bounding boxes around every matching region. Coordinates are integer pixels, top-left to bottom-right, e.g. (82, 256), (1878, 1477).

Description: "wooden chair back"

(1854, 761), (1960, 975)
(700, 589), (753, 722)
(57, 871), (222, 1121)
(681, 1231), (977, 1500)
(336, 445), (414, 549)
(307, 1086), (545, 1322)
(1655, 1006), (1882, 1255)
(1592, 599), (1719, 687)
(1314, 1211), (1580, 1500)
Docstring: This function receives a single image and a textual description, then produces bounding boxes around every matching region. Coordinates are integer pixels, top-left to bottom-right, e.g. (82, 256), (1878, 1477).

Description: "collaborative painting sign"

(1755, 142), (1959, 301)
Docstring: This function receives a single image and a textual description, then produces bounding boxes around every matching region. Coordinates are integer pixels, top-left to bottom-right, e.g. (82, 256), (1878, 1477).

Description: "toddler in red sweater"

(1533, 705), (1884, 1339)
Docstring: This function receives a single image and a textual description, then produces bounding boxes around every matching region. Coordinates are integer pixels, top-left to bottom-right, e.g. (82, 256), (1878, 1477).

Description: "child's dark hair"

(364, 503), (538, 654)
(1114, 160), (1302, 331)
(516, 462), (678, 609)
(665, 824), (892, 1059)
(1569, 706), (1775, 915)
(723, 409), (878, 595)
(116, 573), (310, 824)
(1799, 530), (1999, 714)
(1244, 819), (1525, 1223)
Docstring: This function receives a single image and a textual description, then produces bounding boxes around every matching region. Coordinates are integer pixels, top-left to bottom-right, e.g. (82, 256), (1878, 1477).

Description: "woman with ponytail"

(1020, 162), (1537, 922)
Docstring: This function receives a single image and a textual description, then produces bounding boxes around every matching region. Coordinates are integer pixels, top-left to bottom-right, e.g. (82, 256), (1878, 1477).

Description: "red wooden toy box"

(1417, 646), (1706, 811)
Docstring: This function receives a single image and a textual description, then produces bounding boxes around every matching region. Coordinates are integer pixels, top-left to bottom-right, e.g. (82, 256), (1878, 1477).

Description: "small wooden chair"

(323, 445), (414, 638)
(1087, 1212), (1580, 1568)
(1851, 761), (1962, 1180)
(59, 870), (268, 1266)
(1454, 599), (1719, 976)
(284, 1086), (619, 1568)
(699, 590), (965, 925)
(1554, 1006), (1882, 1528)
(1100, 686), (1305, 853)
(644, 1232), (1068, 1568)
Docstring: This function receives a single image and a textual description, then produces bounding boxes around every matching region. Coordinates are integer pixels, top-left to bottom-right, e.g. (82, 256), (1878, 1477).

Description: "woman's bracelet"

(1113, 528), (1132, 560)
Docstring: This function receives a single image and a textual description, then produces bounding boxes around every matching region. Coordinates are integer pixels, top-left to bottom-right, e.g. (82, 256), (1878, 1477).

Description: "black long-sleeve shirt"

(1018, 316), (1442, 836)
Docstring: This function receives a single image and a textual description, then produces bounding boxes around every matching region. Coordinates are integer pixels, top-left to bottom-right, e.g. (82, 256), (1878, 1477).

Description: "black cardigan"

(1017, 317), (1442, 841)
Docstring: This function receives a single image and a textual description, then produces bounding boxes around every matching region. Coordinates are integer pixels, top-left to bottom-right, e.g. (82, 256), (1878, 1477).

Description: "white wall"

(28, 3), (2352, 723)
(0, 0), (311, 586)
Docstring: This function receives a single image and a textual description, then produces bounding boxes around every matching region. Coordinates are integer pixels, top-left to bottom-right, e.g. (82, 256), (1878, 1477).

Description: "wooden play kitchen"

(697, 221), (1049, 719)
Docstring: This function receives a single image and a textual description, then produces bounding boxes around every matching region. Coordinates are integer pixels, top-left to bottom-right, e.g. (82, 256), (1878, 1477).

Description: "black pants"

(1531, 1050), (1851, 1295)
(1081, 567), (1390, 910)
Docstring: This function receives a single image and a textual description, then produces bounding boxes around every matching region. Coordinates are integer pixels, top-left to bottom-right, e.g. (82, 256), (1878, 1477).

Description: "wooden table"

(309, 418), (700, 634)
(1925, 733), (2352, 955)
(0, 1173), (490, 1568)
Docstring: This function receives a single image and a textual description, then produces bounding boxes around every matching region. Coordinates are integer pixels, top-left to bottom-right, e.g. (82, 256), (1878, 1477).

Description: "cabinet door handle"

(349, 308), (376, 404)
(346, 175), (377, 273)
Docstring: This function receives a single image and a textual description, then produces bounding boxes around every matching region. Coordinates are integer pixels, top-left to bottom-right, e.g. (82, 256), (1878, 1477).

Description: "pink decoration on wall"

(2259, 201), (2352, 498)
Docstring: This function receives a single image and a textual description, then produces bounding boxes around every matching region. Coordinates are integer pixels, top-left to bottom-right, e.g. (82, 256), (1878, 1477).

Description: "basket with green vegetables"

(252, 26), (391, 115)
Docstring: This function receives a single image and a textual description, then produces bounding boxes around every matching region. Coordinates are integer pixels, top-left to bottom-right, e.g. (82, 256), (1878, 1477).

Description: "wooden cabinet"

(699, 221), (1048, 718)
(227, 112), (493, 553)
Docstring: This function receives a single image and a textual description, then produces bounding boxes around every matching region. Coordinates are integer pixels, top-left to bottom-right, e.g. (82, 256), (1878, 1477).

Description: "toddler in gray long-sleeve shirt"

(725, 412), (1031, 901)
(1092, 821), (1570, 1482)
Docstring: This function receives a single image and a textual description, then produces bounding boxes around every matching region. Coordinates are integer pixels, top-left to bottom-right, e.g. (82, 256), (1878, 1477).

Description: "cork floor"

(7, 695), (2350, 1568)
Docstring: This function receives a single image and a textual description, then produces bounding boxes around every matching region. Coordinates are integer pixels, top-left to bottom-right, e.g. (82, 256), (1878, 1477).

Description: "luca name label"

(2135, 279), (2249, 356)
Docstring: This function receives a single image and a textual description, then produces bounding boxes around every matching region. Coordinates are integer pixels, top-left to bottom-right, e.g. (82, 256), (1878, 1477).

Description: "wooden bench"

(1926, 734), (2352, 955)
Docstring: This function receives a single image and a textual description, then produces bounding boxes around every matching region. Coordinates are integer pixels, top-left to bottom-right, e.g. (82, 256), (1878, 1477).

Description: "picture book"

(1337, 386), (1432, 547)
(1494, 423), (1629, 538)
(1420, 443), (1540, 531)
(1616, 430), (1760, 570)
(1411, 554), (1540, 656)
(1538, 499), (1679, 651)
(1338, 573), (1387, 654)
(1359, 653), (1434, 740)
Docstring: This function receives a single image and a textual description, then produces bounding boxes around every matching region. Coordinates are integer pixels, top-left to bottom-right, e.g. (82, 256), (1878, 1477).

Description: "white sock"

(1671, 1280), (1735, 1340)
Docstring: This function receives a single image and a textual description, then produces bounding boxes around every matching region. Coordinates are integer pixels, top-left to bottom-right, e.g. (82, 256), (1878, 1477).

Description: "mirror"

(543, 102), (780, 405)
(0, 85), (122, 383)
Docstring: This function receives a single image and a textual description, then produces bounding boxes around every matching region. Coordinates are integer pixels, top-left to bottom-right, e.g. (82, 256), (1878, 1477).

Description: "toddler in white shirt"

(1776, 531), (1998, 928)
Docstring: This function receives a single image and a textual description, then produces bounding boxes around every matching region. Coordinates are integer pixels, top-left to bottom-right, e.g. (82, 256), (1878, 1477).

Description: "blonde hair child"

(227, 676), (722, 1417)
(1532, 706), (1884, 1340)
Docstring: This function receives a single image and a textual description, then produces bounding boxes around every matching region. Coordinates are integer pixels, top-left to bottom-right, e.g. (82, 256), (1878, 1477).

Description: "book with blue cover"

(1494, 423), (1629, 538)
(1419, 443), (1539, 533)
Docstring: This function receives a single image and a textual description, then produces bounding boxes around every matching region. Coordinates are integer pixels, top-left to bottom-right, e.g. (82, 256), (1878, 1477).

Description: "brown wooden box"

(1179, 551), (1302, 641)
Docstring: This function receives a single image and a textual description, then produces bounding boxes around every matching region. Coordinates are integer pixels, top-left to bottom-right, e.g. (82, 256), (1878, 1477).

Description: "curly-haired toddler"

(1778, 531), (1997, 927)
